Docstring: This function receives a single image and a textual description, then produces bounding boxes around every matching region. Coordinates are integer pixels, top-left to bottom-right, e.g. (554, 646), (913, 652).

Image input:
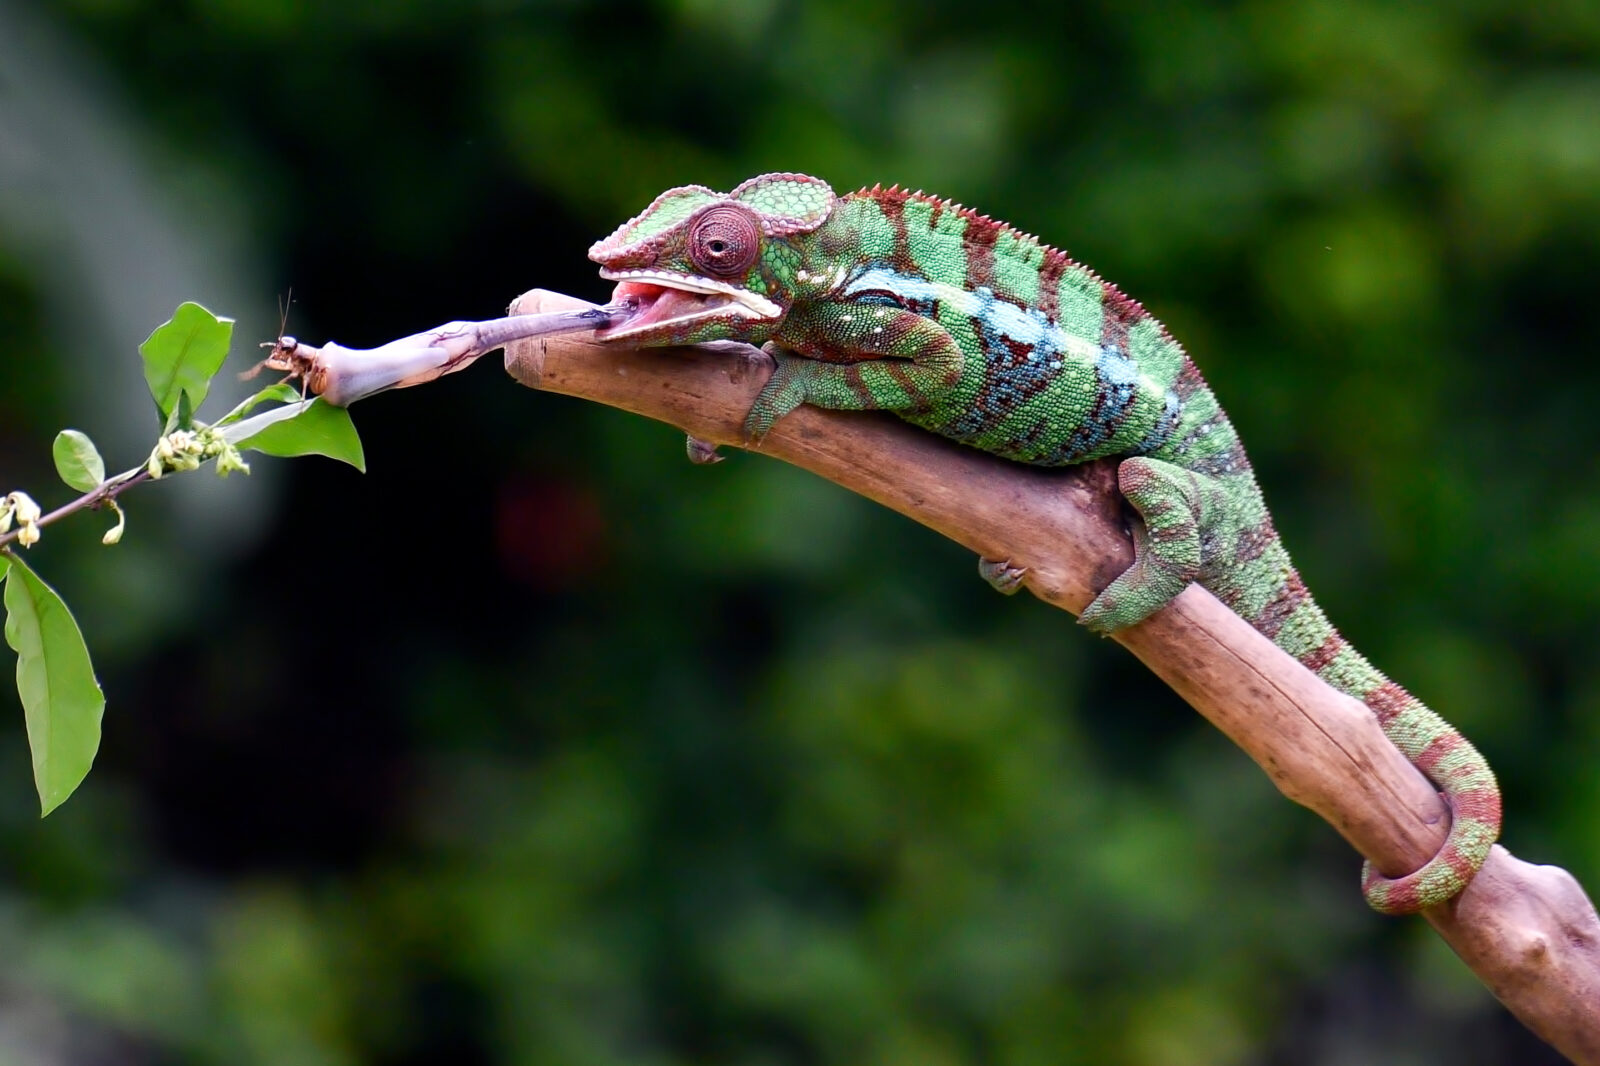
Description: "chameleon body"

(589, 173), (1501, 913)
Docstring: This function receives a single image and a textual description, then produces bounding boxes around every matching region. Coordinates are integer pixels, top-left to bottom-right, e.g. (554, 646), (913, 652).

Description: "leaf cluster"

(2, 302), (364, 815)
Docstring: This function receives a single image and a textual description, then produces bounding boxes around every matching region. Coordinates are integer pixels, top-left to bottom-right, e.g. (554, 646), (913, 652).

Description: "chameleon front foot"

(685, 435), (724, 465)
(742, 346), (811, 444)
(978, 557), (1027, 595)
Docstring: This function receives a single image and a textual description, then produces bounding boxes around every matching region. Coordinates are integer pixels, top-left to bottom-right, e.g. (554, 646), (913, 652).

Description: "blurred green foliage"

(0, 0), (1596, 1062)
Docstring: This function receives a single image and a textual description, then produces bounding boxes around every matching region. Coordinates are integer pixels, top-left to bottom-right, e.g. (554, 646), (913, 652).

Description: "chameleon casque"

(587, 172), (1502, 914)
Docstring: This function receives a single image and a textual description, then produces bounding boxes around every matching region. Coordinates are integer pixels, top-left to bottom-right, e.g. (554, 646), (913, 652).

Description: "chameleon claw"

(1076, 596), (1117, 635)
(978, 556), (1027, 596)
(740, 410), (774, 448)
(740, 390), (790, 447)
(686, 435), (724, 465)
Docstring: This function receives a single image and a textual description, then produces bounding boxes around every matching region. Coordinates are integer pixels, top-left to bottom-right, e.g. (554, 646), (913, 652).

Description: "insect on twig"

(243, 288), (324, 399)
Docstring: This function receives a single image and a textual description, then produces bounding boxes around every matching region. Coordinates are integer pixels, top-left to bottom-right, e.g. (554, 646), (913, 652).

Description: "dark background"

(1, 2), (1597, 1063)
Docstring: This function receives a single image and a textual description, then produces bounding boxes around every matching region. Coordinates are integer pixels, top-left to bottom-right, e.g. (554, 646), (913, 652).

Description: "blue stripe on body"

(939, 286), (1065, 439)
(844, 268), (1101, 359)
(1032, 343), (1138, 462)
(842, 268), (1173, 462)
(1131, 391), (1182, 456)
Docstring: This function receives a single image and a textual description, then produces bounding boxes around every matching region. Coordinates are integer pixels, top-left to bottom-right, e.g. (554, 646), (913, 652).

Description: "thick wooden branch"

(504, 289), (1600, 1062)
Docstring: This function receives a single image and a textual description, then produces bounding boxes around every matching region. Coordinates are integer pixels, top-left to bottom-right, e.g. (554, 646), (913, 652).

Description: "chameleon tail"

(1084, 453), (1502, 914)
(1252, 570), (1503, 914)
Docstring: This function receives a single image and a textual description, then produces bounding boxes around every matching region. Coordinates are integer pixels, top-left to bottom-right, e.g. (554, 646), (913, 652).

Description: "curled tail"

(1080, 453), (1502, 914)
(1256, 572), (1502, 912)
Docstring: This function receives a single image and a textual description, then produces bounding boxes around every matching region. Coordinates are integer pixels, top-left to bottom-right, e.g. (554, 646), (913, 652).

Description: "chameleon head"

(588, 173), (836, 346)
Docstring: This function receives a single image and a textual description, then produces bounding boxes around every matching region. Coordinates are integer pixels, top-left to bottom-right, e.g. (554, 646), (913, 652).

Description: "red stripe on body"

(1362, 681), (1413, 726)
(1249, 572), (1309, 640)
(1301, 632), (1348, 674)
(962, 211), (1001, 293)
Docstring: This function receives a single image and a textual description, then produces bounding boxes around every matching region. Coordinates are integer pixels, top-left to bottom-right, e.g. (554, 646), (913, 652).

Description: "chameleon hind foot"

(1078, 457), (1208, 635)
(978, 557), (1027, 595)
(685, 435), (724, 465)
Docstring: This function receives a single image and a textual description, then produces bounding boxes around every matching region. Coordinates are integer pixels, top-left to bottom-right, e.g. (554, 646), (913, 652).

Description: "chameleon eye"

(688, 206), (761, 278)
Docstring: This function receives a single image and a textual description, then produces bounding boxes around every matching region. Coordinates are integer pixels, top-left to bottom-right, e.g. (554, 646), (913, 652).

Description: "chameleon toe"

(685, 435), (724, 465)
(977, 556), (1027, 595)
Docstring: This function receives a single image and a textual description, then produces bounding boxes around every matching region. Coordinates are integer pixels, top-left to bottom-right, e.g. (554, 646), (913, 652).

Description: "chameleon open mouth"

(596, 270), (782, 339)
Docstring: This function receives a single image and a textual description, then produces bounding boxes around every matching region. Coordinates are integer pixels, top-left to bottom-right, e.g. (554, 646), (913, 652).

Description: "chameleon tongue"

(607, 281), (729, 331)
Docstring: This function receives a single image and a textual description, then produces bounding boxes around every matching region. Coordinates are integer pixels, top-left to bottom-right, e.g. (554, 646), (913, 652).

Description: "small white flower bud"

(101, 501), (125, 545)
(8, 492), (41, 526)
(214, 444), (250, 478)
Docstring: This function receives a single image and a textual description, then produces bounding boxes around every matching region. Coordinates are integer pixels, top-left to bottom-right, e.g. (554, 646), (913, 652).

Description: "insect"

(242, 289), (327, 400)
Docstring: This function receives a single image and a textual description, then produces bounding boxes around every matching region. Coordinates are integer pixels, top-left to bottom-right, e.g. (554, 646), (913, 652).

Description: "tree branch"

(503, 288), (1600, 1062)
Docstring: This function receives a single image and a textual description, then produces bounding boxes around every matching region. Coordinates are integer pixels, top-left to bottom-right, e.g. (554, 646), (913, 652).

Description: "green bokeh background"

(2, 2), (1597, 1063)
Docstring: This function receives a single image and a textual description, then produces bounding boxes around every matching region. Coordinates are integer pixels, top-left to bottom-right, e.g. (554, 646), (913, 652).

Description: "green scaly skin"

(589, 173), (1501, 914)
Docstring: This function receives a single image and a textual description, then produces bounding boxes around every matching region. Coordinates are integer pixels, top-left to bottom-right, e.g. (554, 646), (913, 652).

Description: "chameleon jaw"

(595, 269), (782, 340)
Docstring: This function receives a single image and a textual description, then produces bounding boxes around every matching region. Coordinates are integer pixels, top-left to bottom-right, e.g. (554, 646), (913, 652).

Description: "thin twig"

(0, 469), (149, 551)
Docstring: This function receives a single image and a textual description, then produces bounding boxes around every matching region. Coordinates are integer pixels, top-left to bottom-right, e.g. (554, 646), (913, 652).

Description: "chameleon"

(587, 172), (1501, 914)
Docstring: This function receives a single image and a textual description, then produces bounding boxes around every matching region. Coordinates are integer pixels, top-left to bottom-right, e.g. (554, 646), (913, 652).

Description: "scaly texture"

(589, 174), (1502, 914)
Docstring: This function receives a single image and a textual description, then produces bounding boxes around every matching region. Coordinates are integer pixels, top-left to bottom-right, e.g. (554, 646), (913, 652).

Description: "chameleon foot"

(686, 435), (724, 465)
(978, 556), (1027, 595)
(742, 348), (809, 444)
(1077, 457), (1207, 634)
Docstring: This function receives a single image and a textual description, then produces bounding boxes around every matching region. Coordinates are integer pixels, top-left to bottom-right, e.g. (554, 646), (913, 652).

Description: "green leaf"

(2, 552), (105, 816)
(52, 430), (106, 492)
(140, 302), (234, 423)
(163, 389), (195, 435)
(234, 398), (366, 472)
(217, 382), (303, 426)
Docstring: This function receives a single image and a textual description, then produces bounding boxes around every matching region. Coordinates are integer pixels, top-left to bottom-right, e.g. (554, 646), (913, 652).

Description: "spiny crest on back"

(845, 183), (1156, 328)
(590, 173), (836, 262)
